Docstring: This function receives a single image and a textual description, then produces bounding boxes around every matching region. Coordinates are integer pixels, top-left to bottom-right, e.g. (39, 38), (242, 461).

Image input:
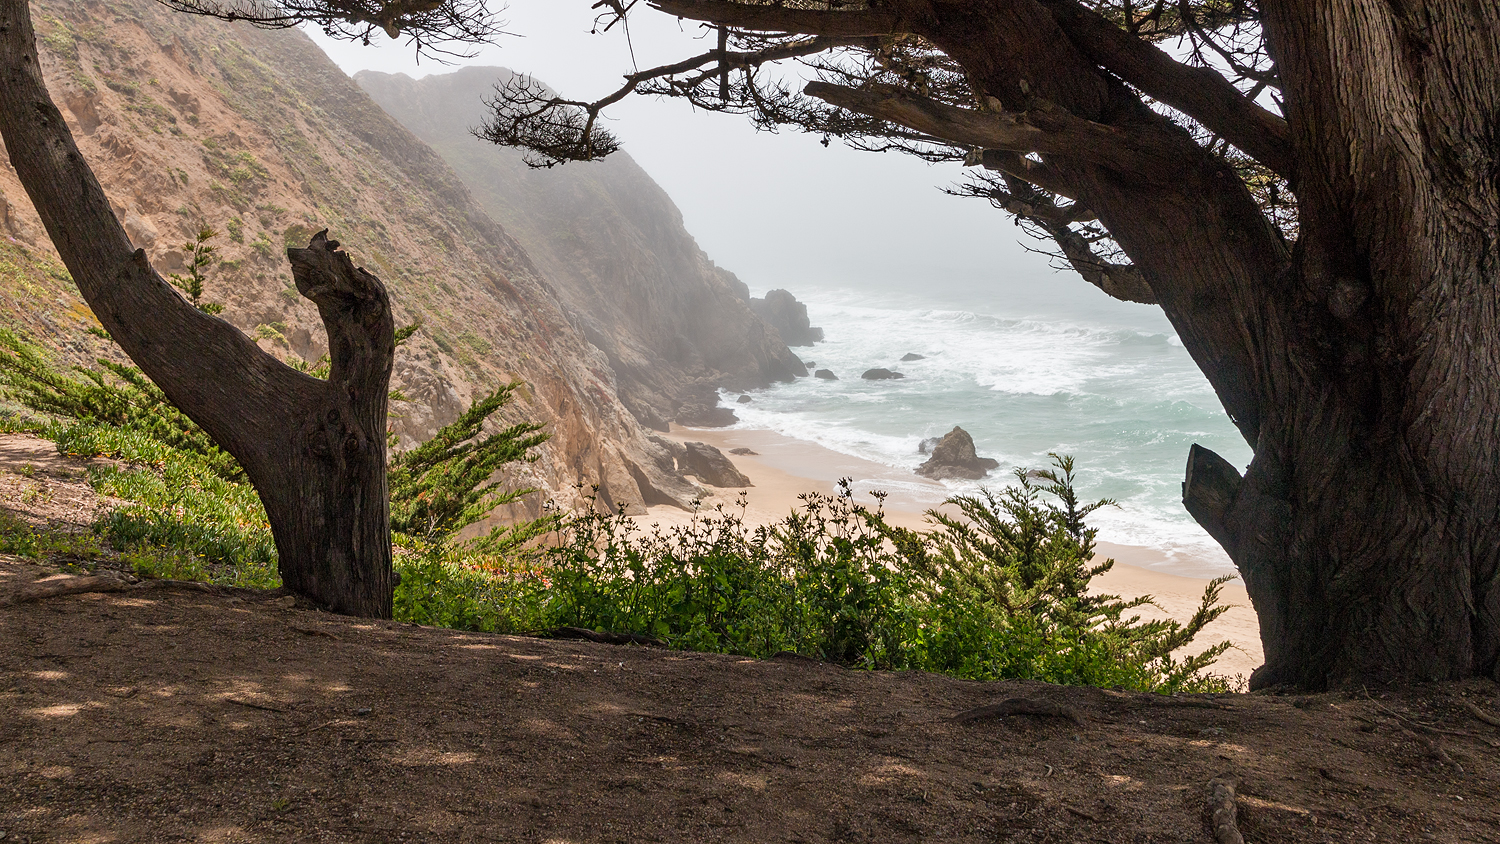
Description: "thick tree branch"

(980, 149), (1080, 199)
(288, 231), (394, 414)
(804, 80), (1175, 175)
(647, 0), (903, 36)
(1049, 220), (1156, 304)
(1038, 0), (1292, 178)
(1182, 442), (1242, 554)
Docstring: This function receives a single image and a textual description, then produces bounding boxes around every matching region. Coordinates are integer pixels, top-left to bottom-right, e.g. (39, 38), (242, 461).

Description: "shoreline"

(646, 424), (1263, 680)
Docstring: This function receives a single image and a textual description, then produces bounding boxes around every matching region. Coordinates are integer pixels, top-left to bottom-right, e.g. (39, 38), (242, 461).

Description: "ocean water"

(730, 282), (1253, 578)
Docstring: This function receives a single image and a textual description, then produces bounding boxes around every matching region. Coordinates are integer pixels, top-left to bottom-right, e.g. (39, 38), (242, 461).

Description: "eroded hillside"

(356, 68), (808, 431)
(0, 0), (704, 513)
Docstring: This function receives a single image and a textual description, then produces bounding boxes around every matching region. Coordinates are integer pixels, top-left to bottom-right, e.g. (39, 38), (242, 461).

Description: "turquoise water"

(730, 280), (1253, 577)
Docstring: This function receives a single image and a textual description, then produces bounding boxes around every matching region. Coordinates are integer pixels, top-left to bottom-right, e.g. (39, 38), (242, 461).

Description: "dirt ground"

(1, 437), (1499, 843)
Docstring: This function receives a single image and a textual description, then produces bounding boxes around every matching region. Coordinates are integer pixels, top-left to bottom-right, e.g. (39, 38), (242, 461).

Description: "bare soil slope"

(3, 566), (1499, 844)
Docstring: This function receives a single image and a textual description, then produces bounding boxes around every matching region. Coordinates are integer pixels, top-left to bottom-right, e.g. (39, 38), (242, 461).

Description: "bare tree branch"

(157, 0), (501, 57)
(803, 80), (1177, 175)
(1038, 0), (1291, 177)
(950, 171), (1155, 304)
(478, 34), (861, 166)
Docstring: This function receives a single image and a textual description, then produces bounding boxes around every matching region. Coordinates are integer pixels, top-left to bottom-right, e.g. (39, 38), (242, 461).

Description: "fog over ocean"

(730, 279), (1253, 578)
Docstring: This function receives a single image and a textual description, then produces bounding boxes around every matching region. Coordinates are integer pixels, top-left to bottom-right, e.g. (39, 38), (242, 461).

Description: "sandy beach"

(645, 425), (1262, 682)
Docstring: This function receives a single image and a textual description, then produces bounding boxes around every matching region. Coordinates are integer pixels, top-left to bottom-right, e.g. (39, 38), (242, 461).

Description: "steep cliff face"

(0, 0), (699, 513)
(355, 67), (808, 431)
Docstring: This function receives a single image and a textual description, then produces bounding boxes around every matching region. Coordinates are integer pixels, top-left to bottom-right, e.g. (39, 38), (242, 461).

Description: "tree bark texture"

(0, 0), (396, 616)
(948, 0), (1500, 688)
(1198, 0), (1500, 688)
(651, 0), (1500, 687)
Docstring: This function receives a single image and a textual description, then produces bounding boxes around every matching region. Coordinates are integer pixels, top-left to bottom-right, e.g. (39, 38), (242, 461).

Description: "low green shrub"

(525, 463), (1237, 693)
(393, 549), (547, 633)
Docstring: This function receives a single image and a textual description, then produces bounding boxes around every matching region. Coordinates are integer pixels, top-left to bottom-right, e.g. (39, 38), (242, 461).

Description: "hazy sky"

(301, 1), (1097, 302)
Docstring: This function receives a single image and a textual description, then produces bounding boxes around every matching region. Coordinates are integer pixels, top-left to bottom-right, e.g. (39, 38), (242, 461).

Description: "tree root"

(1207, 776), (1245, 844)
(1400, 728), (1463, 773)
(0, 572), (135, 605)
(1463, 701), (1500, 728)
(550, 626), (667, 648)
(0, 572), (289, 607)
(951, 697), (1083, 725)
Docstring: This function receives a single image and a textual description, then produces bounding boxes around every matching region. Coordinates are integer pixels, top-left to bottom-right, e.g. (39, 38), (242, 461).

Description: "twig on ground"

(1401, 727), (1463, 773)
(224, 697), (290, 714)
(1065, 804), (1101, 822)
(1361, 688), (1482, 739)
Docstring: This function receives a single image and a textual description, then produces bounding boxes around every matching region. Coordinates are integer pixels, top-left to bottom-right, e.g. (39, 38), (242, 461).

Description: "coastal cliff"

(355, 67), (808, 430)
(0, 0), (710, 513)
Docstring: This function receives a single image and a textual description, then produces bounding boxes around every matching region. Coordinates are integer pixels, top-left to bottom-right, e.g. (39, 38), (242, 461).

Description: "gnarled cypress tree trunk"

(892, 0), (1500, 688)
(1182, 0), (1500, 688)
(0, 1), (395, 616)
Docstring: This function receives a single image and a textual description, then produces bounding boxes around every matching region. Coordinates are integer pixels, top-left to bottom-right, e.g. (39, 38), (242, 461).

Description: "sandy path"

(646, 425), (1262, 681)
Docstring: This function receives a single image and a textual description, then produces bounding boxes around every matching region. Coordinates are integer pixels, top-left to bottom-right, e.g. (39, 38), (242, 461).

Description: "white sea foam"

(730, 284), (1251, 577)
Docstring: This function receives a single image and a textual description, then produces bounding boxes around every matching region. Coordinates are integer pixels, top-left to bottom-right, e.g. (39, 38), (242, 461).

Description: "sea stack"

(862, 368), (904, 380)
(749, 289), (825, 346)
(916, 427), (1000, 480)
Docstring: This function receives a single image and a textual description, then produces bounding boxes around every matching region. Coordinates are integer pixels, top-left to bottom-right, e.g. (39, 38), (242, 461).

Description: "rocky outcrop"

(749, 289), (824, 347)
(355, 67), (808, 430)
(916, 427), (1000, 481)
(674, 384), (738, 428)
(815, 369), (839, 380)
(901, 353), (926, 361)
(5, 0), (705, 516)
(862, 368), (905, 380)
(681, 442), (753, 488)
(676, 403), (738, 428)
